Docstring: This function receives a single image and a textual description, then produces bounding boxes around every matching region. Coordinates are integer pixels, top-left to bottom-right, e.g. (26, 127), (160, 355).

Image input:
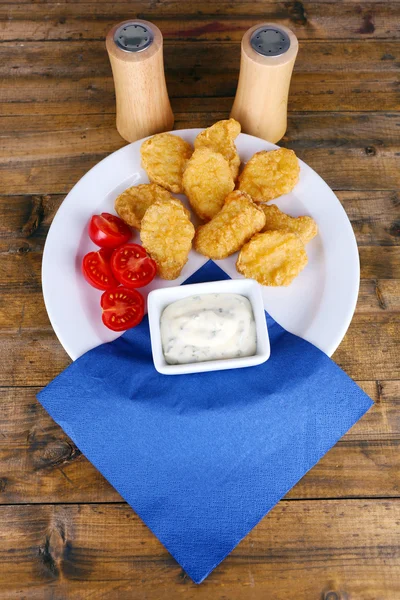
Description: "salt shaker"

(106, 19), (174, 143)
(230, 24), (298, 144)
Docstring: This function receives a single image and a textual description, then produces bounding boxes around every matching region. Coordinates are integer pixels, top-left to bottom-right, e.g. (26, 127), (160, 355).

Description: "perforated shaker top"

(250, 26), (291, 57)
(114, 22), (154, 52)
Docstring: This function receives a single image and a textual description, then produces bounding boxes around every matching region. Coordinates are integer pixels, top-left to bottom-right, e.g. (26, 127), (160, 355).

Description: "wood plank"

(1, 40), (399, 115)
(289, 439), (400, 499)
(333, 314), (400, 380)
(1, 190), (399, 248)
(0, 333), (71, 386)
(288, 146), (400, 191)
(0, 310), (397, 384)
(0, 291), (51, 333)
(1, 2), (400, 40)
(0, 251), (43, 290)
(1, 380), (396, 447)
(0, 194), (61, 241)
(2, 81), (398, 116)
(0, 113), (399, 194)
(357, 279), (400, 312)
(2, 40), (398, 76)
(2, 112), (399, 144)
(0, 274), (399, 335)
(347, 380), (400, 440)
(0, 270), (398, 335)
(0, 501), (399, 599)
(0, 382), (397, 504)
(1, 0), (397, 6)
(336, 190), (400, 247)
(5, 141), (396, 195)
(359, 247), (400, 279)
(0, 243), (399, 289)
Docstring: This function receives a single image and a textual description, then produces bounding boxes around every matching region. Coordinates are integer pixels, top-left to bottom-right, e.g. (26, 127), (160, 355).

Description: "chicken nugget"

(261, 204), (318, 244)
(140, 199), (195, 280)
(236, 230), (308, 286)
(194, 191), (266, 259)
(141, 133), (193, 194)
(238, 148), (299, 202)
(182, 148), (235, 221)
(194, 118), (241, 179)
(115, 183), (172, 230)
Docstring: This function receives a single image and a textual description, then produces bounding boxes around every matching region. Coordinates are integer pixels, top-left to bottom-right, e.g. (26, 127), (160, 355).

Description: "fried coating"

(194, 118), (241, 179)
(236, 230), (308, 286)
(182, 148), (235, 221)
(261, 204), (318, 245)
(238, 148), (300, 202)
(114, 183), (172, 230)
(141, 133), (193, 194)
(194, 191), (266, 259)
(140, 199), (195, 280)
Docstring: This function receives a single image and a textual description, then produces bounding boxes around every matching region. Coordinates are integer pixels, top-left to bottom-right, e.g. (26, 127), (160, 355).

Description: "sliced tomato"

(82, 248), (118, 290)
(89, 213), (132, 248)
(111, 243), (157, 289)
(101, 287), (144, 331)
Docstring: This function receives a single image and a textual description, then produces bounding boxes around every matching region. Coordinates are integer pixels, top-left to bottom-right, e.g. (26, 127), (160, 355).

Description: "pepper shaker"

(106, 19), (174, 143)
(230, 24), (298, 144)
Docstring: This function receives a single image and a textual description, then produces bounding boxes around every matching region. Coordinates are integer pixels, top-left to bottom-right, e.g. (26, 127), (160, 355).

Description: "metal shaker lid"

(114, 22), (154, 52)
(250, 26), (291, 57)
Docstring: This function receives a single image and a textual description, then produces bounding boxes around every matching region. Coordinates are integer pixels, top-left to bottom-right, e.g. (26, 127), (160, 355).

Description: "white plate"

(42, 129), (359, 360)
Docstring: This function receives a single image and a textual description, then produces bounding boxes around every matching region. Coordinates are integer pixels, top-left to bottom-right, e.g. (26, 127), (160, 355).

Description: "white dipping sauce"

(160, 293), (257, 365)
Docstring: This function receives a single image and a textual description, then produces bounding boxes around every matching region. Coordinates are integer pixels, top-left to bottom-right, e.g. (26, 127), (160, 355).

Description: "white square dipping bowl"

(147, 278), (270, 375)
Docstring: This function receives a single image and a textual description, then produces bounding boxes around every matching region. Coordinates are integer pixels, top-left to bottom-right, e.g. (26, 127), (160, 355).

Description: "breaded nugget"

(194, 191), (266, 259)
(238, 148), (300, 202)
(115, 183), (172, 230)
(194, 118), (241, 179)
(236, 231), (308, 286)
(182, 148), (235, 221)
(141, 133), (193, 194)
(140, 199), (195, 280)
(261, 204), (318, 244)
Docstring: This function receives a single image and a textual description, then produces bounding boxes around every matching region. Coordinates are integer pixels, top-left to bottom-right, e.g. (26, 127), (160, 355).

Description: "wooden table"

(1, 1), (399, 598)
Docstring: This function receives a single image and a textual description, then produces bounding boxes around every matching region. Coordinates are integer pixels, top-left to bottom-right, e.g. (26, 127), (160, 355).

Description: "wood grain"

(1, 245), (399, 291)
(1, 190), (399, 247)
(337, 191), (400, 247)
(1, 2), (399, 40)
(357, 280), (400, 312)
(333, 314), (400, 380)
(1, 113), (399, 194)
(0, 501), (399, 599)
(1, 279), (399, 337)
(0, 311), (397, 383)
(2, 40), (399, 76)
(0, 382), (398, 504)
(7, 198), (400, 238)
(1, 40), (399, 116)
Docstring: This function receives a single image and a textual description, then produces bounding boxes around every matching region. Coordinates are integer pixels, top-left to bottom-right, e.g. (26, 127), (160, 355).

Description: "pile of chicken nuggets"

(114, 119), (318, 286)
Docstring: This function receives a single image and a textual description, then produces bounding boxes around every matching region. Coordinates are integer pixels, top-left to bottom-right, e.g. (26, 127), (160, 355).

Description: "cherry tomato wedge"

(82, 248), (118, 290)
(111, 243), (157, 289)
(89, 213), (131, 249)
(101, 287), (144, 331)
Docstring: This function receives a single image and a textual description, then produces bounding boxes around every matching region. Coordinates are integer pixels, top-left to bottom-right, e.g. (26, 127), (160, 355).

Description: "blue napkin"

(38, 261), (373, 583)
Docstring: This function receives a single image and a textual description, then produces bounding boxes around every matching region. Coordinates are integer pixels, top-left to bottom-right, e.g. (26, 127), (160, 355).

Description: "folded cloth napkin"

(38, 261), (373, 583)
